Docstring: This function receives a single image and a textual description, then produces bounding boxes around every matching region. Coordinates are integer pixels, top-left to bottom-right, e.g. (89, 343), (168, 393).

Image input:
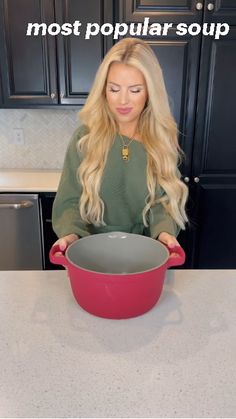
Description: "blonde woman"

(52, 37), (188, 255)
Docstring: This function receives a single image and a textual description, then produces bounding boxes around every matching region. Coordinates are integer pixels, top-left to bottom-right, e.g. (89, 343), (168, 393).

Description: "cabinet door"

(55, 0), (114, 105)
(192, 27), (236, 268)
(0, 0), (57, 107)
(40, 193), (64, 270)
(120, 0), (202, 24)
(145, 34), (201, 173)
(207, 0), (236, 25)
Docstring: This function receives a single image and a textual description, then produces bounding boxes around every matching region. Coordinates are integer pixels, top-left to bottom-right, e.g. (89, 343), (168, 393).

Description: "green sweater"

(52, 125), (180, 239)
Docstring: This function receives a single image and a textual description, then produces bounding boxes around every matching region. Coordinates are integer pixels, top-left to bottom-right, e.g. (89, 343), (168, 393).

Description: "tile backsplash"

(0, 109), (80, 169)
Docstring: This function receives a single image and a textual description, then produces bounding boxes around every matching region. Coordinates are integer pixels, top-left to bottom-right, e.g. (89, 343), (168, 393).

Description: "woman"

(52, 37), (188, 254)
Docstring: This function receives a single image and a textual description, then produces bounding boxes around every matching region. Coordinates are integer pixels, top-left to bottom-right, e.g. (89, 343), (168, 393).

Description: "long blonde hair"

(78, 37), (188, 229)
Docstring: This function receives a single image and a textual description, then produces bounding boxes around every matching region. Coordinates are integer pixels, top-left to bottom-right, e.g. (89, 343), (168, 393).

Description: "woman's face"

(105, 62), (148, 132)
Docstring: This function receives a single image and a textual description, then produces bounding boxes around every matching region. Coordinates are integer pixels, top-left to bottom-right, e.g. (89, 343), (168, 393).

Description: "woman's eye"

(108, 88), (141, 93)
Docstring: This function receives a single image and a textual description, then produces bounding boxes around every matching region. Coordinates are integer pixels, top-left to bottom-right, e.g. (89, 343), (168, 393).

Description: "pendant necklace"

(119, 133), (136, 162)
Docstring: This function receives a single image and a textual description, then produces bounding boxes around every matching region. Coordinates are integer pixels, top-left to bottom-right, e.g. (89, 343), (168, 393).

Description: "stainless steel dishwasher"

(0, 193), (43, 270)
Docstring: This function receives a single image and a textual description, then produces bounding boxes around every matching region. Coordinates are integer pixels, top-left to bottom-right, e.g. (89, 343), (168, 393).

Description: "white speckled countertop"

(1, 269), (236, 418)
(0, 169), (61, 192)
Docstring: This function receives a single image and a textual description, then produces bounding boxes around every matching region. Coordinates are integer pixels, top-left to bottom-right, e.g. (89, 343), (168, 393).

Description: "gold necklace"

(119, 134), (135, 162)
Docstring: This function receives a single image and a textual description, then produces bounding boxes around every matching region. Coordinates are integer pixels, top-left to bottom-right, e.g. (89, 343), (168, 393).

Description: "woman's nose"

(120, 90), (129, 105)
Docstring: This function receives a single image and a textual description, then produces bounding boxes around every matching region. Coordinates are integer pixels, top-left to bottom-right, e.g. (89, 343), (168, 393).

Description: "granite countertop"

(0, 169), (61, 192)
(1, 269), (236, 418)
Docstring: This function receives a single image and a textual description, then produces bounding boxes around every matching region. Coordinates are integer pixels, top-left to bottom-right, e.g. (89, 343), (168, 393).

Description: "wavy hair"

(77, 37), (188, 229)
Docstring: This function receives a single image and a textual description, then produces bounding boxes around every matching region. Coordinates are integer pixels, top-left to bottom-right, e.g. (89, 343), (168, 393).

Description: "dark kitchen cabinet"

(55, 0), (113, 105)
(120, 0), (236, 25)
(119, 0), (202, 24)
(190, 26), (236, 268)
(39, 192), (63, 270)
(118, 0), (236, 268)
(0, 0), (58, 106)
(0, 0), (114, 107)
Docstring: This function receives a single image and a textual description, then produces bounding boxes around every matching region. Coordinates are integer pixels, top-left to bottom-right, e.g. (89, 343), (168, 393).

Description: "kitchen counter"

(1, 269), (236, 418)
(0, 169), (61, 192)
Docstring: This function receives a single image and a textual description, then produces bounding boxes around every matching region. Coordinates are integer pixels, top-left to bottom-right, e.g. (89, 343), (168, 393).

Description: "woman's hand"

(157, 232), (180, 258)
(53, 233), (79, 252)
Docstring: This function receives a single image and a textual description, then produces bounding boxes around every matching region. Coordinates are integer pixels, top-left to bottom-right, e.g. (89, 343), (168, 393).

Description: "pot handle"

(166, 245), (186, 268)
(49, 244), (68, 267)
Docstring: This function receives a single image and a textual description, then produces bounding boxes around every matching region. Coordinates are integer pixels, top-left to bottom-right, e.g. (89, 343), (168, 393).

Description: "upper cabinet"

(55, 0), (113, 105)
(0, 0), (113, 107)
(0, 0), (57, 106)
(120, 0), (202, 24)
(120, 0), (236, 24)
(1, 0), (235, 108)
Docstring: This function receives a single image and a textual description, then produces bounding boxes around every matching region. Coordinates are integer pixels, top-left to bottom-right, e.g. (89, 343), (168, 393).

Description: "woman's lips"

(116, 107), (133, 115)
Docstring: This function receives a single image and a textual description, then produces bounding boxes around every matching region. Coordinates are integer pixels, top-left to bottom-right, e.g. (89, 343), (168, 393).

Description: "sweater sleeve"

(149, 187), (181, 239)
(52, 126), (90, 239)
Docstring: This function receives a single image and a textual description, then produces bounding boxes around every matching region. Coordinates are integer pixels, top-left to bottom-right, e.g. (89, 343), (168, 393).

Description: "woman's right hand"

(53, 233), (79, 252)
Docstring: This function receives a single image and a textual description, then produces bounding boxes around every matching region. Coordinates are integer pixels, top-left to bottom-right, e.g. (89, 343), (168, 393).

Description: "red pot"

(49, 232), (185, 319)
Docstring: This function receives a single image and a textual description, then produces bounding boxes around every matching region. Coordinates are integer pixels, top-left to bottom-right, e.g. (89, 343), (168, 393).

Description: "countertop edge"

(0, 170), (61, 192)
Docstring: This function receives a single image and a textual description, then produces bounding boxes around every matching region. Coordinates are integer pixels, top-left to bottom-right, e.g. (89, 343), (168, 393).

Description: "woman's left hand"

(157, 232), (180, 258)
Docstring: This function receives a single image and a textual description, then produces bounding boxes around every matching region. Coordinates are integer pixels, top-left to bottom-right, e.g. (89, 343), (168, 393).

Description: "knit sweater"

(52, 125), (180, 239)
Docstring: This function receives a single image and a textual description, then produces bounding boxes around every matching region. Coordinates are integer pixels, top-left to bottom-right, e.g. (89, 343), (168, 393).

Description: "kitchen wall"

(0, 109), (80, 169)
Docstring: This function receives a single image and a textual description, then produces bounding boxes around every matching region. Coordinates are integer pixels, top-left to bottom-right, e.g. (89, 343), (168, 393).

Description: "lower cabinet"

(40, 192), (63, 270)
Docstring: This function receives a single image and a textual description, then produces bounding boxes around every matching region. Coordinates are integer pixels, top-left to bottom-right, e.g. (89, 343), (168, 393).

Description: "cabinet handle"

(207, 2), (214, 11)
(184, 177), (190, 183)
(51, 93), (56, 99)
(194, 177), (200, 183)
(60, 92), (65, 99)
(0, 200), (34, 209)
(196, 2), (203, 10)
